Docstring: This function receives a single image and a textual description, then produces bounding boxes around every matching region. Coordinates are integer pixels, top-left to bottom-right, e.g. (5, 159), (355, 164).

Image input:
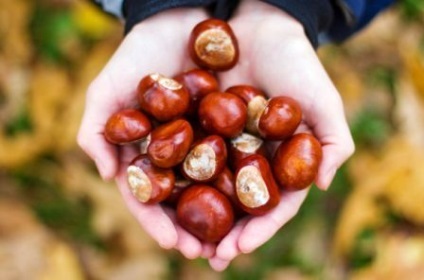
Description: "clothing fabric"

(91, 0), (396, 46)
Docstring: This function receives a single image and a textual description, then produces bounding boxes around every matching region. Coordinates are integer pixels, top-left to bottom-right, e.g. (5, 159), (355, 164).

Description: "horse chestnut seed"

(137, 73), (190, 122)
(127, 155), (175, 204)
(182, 135), (227, 183)
(272, 133), (322, 191)
(189, 19), (239, 71)
(258, 96), (302, 141)
(226, 85), (268, 135)
(213, 167), (237, 205)
(229, 132), (268, 170)
(147, 119), (194, 168)
(198, 92), (247, 138)
(104, 109), (152, 145)
(177, 185), (234, 243)
(235, 154), (280, 216)
(174, 69), (219, 116)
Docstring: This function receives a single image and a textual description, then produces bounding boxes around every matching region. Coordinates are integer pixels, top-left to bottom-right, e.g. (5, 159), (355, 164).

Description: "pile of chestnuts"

(104, 19), (322, 243)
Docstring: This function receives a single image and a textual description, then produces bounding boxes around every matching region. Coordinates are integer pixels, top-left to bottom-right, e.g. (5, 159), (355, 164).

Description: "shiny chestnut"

(272, 133), (322, 191)
(137, 73), (190, 122)
(104, 109), (152, 144)
(127, 155), (175, 204)
(164, 177), (193, 207)
(182, 135), (227, 183)
(189, 19), (239, 71)
(229, 132), (268, 170)
(258, 96), (302, 140)
(147, 119), (194, 168)
(235, 154), (280, 216)
(176, 185), (234, 243)
(198, 92), (247, 138)
(174, 69), (219, 116)
(226, 85), (268, 135)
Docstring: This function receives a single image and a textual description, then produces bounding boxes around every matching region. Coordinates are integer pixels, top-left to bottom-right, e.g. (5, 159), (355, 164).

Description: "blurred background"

(1, 0), (424, 279)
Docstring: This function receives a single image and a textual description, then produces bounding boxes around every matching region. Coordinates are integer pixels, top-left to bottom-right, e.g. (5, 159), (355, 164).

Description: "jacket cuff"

(260, 0), (334, 48)
(124, 0), (240, 34)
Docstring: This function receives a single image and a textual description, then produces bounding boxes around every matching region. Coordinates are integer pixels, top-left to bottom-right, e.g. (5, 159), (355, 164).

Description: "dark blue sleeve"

(123, 0), (240, 34)
(121, 0), (396, 46)
(326, 0), (397, 42)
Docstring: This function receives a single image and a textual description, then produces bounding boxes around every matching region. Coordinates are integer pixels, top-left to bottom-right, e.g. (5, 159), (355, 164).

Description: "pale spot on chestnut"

(236, 166), (270, 208)
(231, 133), (264, 154)
(127, 165), (152, 203)
(183, 144), (216, 181)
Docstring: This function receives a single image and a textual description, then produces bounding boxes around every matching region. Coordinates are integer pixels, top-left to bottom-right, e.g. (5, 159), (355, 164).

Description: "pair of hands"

(77, 0), (354, 271)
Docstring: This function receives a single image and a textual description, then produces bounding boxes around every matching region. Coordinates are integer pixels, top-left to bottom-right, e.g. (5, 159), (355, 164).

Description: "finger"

(115, 145), (178, 249)
(164, 208), (203, 259)
(77, 80), (123, 180)
(201, 243), (217, 259)
(307, 93), (355, 190)
(208, 258), (231, 272)
(214, 218), (249, 261)
(238, 189), (309, 254)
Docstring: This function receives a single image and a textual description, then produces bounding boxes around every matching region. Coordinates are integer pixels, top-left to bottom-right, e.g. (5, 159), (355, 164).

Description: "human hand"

(209, 0), (355, 270)
(77, 8), (217, 259)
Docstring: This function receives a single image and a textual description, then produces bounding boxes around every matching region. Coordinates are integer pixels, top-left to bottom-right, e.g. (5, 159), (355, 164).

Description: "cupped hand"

(77, 8), (215, 259)
(209, 0), (355, 271)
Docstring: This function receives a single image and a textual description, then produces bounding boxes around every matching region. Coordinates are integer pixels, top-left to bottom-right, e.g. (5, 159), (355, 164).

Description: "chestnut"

(198, 92), (247, 138)
(272, 133), (322, 191)
(127, 155), (175, 204)
(176, 185), (234, 243)
(163, 177), (193, 207)
(226, 85), (268, 135)
(234, 154), (280, 216)
(258, 96), (302, 140)
(104, 109), (152, 144)
(147, 119), (194, 168)
(188, 19), (239, 71)
(229, 132), (268, 170)
(182, 135), (227, 183)
(174, 69), (219, 116)
(137, 73), (190, 122)
(212, 167), (238, 205)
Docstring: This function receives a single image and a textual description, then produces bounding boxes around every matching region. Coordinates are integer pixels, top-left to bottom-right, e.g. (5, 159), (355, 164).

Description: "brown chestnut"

(147, 119), (194, 168)
(127, 155), (175, 204)
(212, 167), (238, 205)
(226, 85), (268, 135)
(182, 135), (227, 183)
(272, 133), (322, 191)
(176, 185), (234, 243)
(258, 96), (302, 140)
(104, 109), (152, 144)
(174, 69), (219, 116)
(137, 73), (190, 122)
(189, 19), (239, 71)
(198, 92), (247, 138)
(229, 132), (268, 170)
(163, 177), (193, 207)
(235, 154), (280, 216)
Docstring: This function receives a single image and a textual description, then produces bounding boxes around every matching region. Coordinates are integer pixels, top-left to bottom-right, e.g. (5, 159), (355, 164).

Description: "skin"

(77, 0), (355, 271)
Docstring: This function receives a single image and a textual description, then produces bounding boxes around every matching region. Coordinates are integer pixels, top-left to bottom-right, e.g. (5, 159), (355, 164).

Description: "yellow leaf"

(72, 0), (119, 39)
